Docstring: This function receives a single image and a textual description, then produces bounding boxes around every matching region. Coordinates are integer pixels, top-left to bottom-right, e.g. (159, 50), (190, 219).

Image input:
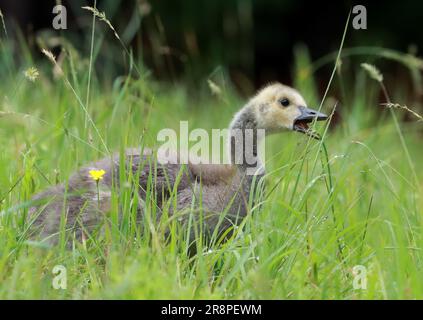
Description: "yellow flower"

(89, 169), (106, 181)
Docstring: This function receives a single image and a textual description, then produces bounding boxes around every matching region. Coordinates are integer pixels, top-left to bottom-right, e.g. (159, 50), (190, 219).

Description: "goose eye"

(279, 98), (290, 107)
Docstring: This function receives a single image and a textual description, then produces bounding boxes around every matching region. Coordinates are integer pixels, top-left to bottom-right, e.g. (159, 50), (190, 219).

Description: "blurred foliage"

(1, 0), (423, 87)
(1, 0), (423, 111)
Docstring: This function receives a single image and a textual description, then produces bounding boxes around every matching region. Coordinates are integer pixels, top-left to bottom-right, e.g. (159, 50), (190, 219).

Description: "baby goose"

(29, 83), (327, 245)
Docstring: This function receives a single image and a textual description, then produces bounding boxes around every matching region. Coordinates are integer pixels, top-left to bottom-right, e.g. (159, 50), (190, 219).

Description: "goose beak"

(296, 106), (328, 122)
(293, 106), (328, 139)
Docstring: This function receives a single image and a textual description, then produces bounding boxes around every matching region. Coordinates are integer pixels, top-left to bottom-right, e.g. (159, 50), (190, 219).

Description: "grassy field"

(1, 17), (423, 299)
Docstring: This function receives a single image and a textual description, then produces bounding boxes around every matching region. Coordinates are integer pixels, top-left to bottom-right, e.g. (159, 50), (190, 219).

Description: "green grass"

(1, 17), (423, 299)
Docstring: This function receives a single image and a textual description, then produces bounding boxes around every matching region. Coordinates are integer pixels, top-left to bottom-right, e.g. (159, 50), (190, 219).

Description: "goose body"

(29, 83), (327, 245)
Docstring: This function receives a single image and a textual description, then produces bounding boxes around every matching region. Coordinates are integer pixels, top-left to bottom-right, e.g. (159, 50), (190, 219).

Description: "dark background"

(1, 0), (422, 91)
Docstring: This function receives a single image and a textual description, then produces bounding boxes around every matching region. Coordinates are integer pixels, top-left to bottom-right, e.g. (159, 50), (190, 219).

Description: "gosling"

(28, 83), (327, 245)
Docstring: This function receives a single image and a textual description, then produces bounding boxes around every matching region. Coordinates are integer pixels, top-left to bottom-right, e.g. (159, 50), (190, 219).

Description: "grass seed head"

(361, 63), (384, 82)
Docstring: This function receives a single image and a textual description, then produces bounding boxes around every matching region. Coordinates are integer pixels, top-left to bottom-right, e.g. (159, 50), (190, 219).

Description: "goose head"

(248, 83), (328, 139)
(228, 83), (329, 173)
